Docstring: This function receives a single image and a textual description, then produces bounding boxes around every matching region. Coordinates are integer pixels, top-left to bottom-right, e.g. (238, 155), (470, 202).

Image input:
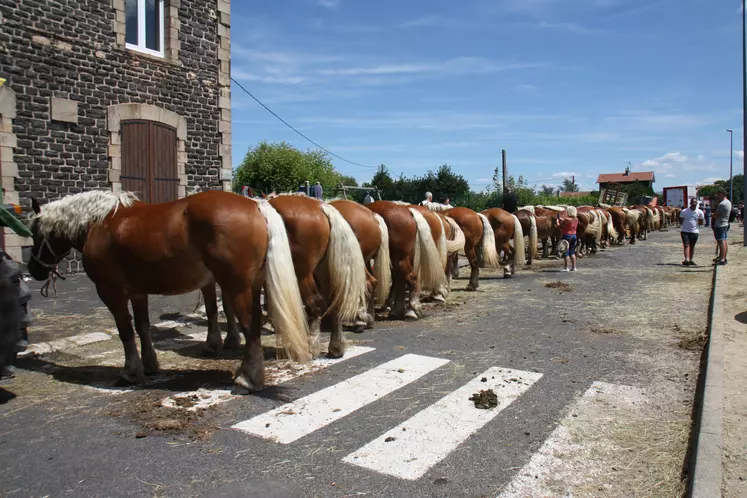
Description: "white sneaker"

(570, 267), (577, 272)
(561, 268), (570, 272)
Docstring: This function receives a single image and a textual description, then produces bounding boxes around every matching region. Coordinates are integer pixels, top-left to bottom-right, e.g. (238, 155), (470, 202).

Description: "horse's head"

(26, 198), (73, 281)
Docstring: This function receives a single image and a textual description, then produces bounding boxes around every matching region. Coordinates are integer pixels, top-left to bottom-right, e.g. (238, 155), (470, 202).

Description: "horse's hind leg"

(222, 298), (242, 349)
(231, 287), (264, 394)
(299, 274), (324, 358)
(465, 244), (480, 291)
(202, 283), (224, 355)
(130, 294), (158, 375)
(96, 287), (144, 385)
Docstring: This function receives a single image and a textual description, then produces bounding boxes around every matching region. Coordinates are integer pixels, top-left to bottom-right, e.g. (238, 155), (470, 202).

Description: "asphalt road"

(0, 230), (710, 497)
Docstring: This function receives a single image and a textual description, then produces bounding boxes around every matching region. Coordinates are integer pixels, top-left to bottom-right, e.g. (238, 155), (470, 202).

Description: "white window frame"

(125, 0), (165, 58)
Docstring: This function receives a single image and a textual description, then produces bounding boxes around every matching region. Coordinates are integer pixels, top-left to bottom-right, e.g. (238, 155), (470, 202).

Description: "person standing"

(712, 189), (732, 266)
(704, 202), (711, 228)
(312, 181), (323, 200)
(363, 192), (374, 204)
(502, 189), (517, 214)
(558, 206), (578, 272)
(679, 197), (704, 266)
(420, 191), (433, 206)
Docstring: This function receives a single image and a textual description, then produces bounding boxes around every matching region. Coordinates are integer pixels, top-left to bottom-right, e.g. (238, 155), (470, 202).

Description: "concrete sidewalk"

(690, 238), (747, 497)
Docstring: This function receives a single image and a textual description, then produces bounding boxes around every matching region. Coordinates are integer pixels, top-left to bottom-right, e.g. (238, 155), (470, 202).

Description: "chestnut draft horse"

(329, 199), (391, 329)
(222, 194), (368, 359)
(479, 208), (526, 277)
(26, 190), (311, 394)
(366, 201), (445, 320)
(438, 207), (501, 291)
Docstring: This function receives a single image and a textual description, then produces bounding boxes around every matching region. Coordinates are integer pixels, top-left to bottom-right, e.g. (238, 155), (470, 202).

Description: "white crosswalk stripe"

(232, 354), (450, 444)
(342, 367), (543, 480)
(161, 345), (376, 410)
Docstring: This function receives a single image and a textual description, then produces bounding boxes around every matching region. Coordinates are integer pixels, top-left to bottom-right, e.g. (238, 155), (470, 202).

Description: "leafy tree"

(339, 175), (358, 187)
(698, 175), (743, 204)
(561, 177), (579, 192)
(540, 184), (556, 196)
(233, 141), (343, 194)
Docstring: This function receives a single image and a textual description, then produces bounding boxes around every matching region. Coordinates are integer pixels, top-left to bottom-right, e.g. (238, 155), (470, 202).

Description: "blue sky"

(229, 0), (744, 192)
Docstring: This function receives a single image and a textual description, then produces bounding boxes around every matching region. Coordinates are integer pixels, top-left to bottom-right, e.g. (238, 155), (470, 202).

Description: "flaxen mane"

(31, 190), (139, 239)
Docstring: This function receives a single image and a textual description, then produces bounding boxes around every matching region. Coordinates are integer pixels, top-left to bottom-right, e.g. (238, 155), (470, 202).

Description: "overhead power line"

(230, 77), (377, 170)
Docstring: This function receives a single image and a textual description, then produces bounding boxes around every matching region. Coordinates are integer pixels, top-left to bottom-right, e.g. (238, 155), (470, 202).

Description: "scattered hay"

(545, 281), (572, 292)
(678, 332), (707, 351)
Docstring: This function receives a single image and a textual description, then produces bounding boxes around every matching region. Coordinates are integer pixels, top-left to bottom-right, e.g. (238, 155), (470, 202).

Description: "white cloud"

(318, 0), (340, 8)
(398, 15), (481, 29)
(317, 58), (546, 77)
(737, 150), (744, 160)
(635, 152), (720, 176)
(699, 177), (726, 185)
(552, 171), (579, 178)
(538, 21), (612, 35)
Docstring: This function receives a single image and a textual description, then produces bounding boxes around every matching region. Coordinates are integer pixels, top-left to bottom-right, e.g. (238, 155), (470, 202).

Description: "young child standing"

(559, 206), (578, 272)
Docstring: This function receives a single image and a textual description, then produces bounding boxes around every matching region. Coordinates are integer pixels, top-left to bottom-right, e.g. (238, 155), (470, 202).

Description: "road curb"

(689, 265), (724, 498)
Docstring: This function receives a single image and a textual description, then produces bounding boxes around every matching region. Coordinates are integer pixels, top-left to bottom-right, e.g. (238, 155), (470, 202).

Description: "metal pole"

(502, 149), (507, 194)
(743, 0), (747, 246)
(728, 130), (734, 200)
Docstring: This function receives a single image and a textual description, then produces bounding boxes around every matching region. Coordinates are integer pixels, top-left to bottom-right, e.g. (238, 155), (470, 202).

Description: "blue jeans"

(562, 234), (577, 257)
(714, 225), (729, 241)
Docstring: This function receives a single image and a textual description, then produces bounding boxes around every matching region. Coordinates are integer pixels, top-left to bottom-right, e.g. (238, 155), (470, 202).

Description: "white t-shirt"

(680, 207), (704, 233)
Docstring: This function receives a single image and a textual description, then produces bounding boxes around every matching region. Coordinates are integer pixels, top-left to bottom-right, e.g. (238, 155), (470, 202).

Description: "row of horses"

(23, 190), (670, 395)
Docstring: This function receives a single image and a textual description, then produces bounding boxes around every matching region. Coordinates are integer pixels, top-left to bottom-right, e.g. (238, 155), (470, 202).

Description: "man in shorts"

(712, 189), (732, 265)
(679, 197), (704, 266)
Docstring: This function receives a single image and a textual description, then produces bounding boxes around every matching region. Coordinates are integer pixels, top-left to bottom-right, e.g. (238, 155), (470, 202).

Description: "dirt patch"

(107, 391), (219, 441)
(545, 281), (572, 292)
(589, 326), (619, 335)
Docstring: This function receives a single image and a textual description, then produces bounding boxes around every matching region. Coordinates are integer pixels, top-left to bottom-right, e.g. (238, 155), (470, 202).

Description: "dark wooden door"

(121, 120), (179, 204)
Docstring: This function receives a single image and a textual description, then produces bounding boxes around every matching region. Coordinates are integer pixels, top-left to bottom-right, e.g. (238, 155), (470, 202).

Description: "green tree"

(561, 177), (579, 192)
(698, 175), (743, 204)
(233, 141), (343, 194)
(339, 175), (358, 187)
(540, 184), (556, 196)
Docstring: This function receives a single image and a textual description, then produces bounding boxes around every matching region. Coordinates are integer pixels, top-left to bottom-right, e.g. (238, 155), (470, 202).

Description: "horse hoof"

(432, 295), (446, 304)
(404, 310), (419, 321)
(465, 285), (477, 292)
(143, 361), (159, 376)
(326, 347), (345, 359)
(119, 368), (145, 386)
(223, 336), (242, 350)
(232, 376), (262, 395)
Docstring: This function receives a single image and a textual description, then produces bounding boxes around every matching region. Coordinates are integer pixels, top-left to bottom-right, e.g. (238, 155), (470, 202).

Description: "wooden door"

(120, 120), (178, 203)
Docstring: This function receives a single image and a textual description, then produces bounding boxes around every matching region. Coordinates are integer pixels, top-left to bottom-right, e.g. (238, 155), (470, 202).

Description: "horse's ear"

(31, 197), (41, 214)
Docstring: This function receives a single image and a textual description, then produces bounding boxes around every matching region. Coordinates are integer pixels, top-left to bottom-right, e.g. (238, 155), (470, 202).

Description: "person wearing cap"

(678, 197), (704, 266)
(420, 192), (433, 206)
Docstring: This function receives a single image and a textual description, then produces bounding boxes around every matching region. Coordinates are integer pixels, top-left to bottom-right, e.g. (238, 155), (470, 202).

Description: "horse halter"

(30, 236), (70, 270)
(30, 236), (69, 296)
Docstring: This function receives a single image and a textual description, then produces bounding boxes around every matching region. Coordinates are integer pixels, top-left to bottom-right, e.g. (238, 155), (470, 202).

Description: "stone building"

(0, 0), (233, 262)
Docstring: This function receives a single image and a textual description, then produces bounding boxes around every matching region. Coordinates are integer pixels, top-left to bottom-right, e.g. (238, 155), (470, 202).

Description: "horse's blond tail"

(605, 210), (618, 241)
(435, 214), (448, 269)
(528, 214), (538, 262)
(256, 200), (312, 363)
(410, 208), (447, 293)
(444, 216), (465, 254)
(372, 213), (391, 308)
(477, 213), (501, 268)
(319, 203), (369, 324)
(512, 214), (526, 267)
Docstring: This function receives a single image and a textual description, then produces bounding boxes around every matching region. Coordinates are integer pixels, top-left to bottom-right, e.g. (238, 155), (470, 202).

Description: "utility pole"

(572, 175), (576, 191)
(502, 149), (507, 194)
(728, 129), (734, 201)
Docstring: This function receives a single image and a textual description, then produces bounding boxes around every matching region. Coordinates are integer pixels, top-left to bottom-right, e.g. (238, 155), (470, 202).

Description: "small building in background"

(596, 167), (656, 191)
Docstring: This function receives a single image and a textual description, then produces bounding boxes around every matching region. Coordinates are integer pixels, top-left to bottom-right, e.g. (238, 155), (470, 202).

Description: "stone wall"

(0, 0), (228, 209)
(0, 0), (232, 265)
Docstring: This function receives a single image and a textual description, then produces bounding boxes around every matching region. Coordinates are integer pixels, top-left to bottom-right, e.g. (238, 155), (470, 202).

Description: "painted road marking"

(232, 354), (450, 444)
(343, 367), (543, 480)
(497, 381), (649, 498)
(161, 345), (376, 410)
(18, 331), (114, 357)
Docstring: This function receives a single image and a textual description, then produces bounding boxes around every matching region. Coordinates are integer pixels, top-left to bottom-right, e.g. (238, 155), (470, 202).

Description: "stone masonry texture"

(0, 0), (223, 211)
